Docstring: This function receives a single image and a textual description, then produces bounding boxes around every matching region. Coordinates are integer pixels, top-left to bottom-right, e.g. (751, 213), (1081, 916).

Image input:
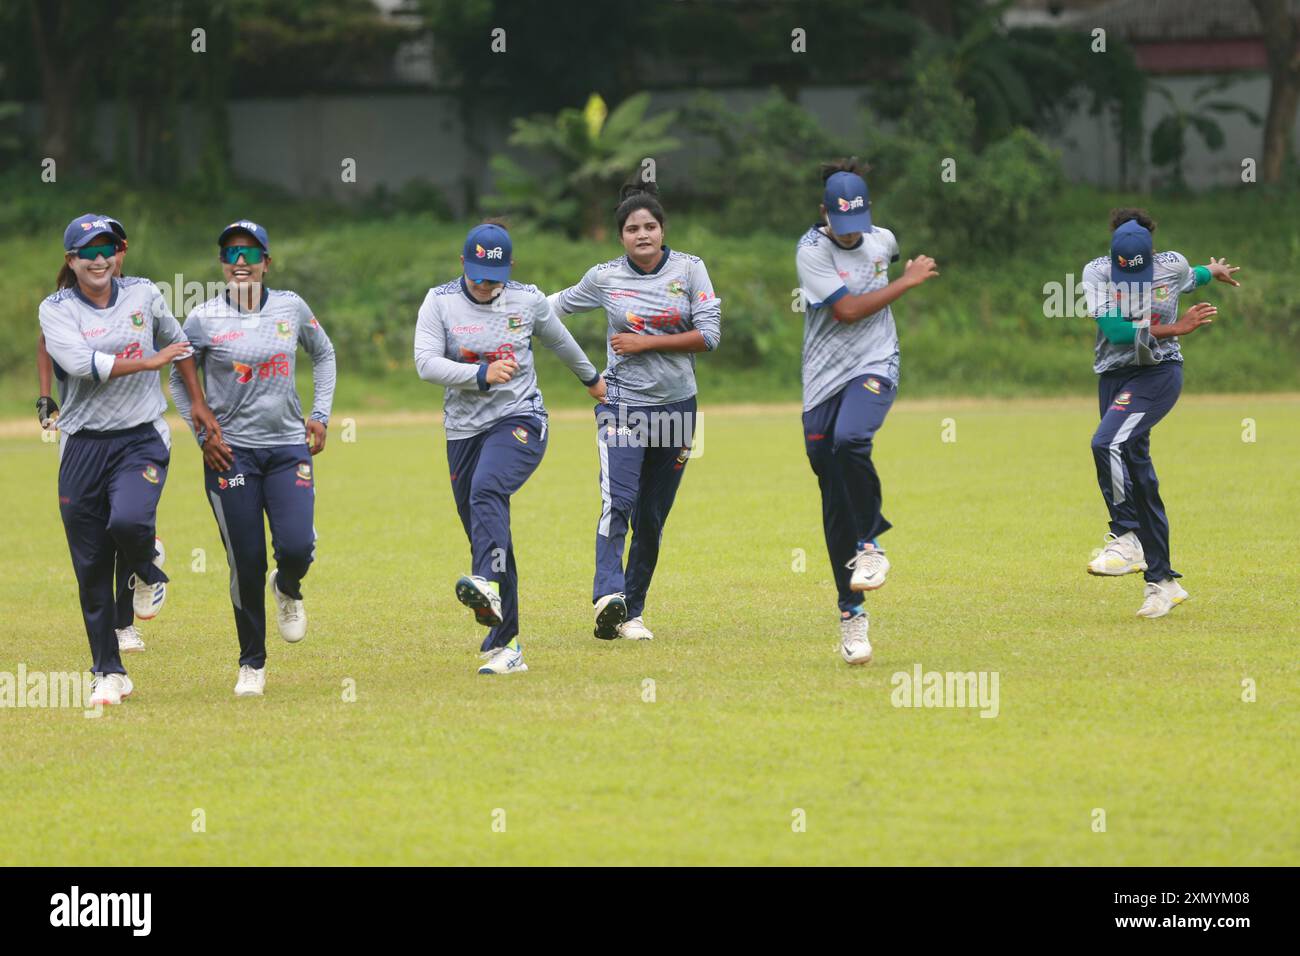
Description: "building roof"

(1008, 0), (1300, 41)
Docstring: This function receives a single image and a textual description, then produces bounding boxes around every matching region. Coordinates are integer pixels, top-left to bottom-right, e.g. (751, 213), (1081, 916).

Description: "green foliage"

(485, 93), (681, 239)
(1149, 79), (1263, 191)
(872, 61), (1063, 263)
(678, 91), (852, 237)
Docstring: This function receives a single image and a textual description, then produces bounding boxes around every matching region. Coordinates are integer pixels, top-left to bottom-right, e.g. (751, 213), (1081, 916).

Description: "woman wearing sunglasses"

(38, 213), (216, 707)
(414, 221), (604, 675)
(169, 220), (336, 698)
(36, 215), (166, 656)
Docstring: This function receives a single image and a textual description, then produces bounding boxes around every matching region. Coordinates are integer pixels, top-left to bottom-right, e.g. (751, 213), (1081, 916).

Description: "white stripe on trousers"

(1109, 411), (1146, 506)
(597, 437), (612, 537)
(208, 489), (242, 610)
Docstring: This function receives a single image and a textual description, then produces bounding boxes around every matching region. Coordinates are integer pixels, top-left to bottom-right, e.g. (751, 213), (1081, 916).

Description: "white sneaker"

(455, 574), (503, 627)
(840, 609), (872, 665)
(268, 569), (306, 643)
(477, 639), (528, 675)
(89, 673), (134, 706)
(1136, 579), (1190, 618)
(616, 616), (654, 641)
(116, 625), (146, 653)
(847, 543), (890, 591)
(594, 592), (627, 640)
(129, 573), (166, 620)
(153, 536), (166, 570)
(234, 664), (266, 697)
(1087, 531), (1147, 576)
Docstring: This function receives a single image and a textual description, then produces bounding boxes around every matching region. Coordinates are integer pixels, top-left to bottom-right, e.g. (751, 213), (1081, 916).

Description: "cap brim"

(218, 226), (268, 251)
(827, 210), (872, 234)
(1110, 264), (1153, 287)
(464, 261), (511, 282)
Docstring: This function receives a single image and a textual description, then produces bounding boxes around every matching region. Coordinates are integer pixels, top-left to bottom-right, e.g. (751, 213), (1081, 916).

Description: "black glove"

(37, 395), (59, 428)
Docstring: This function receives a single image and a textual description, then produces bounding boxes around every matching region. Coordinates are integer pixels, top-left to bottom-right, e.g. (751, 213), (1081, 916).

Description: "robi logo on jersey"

(115, 342), (143, 360)
(475, 244), (504, 260)
(837, 196), (865, 212)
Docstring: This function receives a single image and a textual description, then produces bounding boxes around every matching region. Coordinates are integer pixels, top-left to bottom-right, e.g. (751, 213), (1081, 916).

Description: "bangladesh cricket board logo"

(512, 426), (528, 444)
(130, 310), (145, 329)
(276, 319), (292, 340)
(1115, 392), (1132, 406)
(874, 259), (887, 276)
(507, 315), (524, 331)
(1154, 285), (1169, 301)
(667, 279), (686, 298)
(141, 465), (160, 484)
(297, 463), (312, 481)
(864, 378), (882, 394)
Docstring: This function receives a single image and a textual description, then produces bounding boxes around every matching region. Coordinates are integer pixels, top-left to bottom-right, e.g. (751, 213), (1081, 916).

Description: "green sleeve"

(1095, 307), (1136, 344)
(1192, 265), (1212, 287)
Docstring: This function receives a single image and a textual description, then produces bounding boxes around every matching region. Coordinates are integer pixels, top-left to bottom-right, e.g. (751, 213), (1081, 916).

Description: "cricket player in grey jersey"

(40, 213), (217, 707)
(549, 183), (722, 642)
(416, 222), (604, 675)
(170, 220), (337, 697)
(797, 161), (938, 665)
(1081, 208), (1239, 619)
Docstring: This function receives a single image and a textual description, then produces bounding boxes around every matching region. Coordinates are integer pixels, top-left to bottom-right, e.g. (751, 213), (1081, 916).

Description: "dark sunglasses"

(220, 246), (266, 265)
(75, 243), (121, 261)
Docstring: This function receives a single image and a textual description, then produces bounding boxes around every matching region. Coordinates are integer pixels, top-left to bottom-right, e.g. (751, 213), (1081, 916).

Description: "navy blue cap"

(63, 213), (125, 251)
(218, 219), (270, 253)
(463, 224), (512, 282)
(1110, 220), (1153, 287)
(824, 172), (872, 235)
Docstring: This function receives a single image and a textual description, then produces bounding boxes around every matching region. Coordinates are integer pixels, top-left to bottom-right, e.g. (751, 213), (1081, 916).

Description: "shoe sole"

(477, 663), (529, 675)
(119, 646), (145, 654)
(455, 577), (503, 626)
(234, 689), (264, 697)
(1087, 563), (1147, 576)
(594, 597), (627, 640)
(135, 591), (165, 621)
(850, 577), (886, 592)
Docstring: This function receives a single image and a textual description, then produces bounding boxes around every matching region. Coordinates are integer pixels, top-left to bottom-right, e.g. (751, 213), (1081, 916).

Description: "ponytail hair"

(820, 156), (871, 183)
(615, 180), (665, 232)
(55, 261), (76, 291)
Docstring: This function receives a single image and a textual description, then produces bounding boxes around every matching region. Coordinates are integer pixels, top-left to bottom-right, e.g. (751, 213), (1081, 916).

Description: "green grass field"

(1, 395), (1296, 865)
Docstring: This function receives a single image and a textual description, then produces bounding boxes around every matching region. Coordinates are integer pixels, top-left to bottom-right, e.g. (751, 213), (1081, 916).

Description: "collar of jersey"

(815, 224), (864, 251)
(73, 278), (119, 310)
(626, 246), (670, 276)
(223, 285), (270, 314)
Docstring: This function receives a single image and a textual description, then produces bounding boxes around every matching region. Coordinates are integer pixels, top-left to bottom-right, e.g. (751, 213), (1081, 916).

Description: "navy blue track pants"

(803, 374), (896, 614)
(204, 444), (317, 668)
(447, 415), (548, 652)
(1091, 361), (1183, 583)
(58, 423), (170, 675)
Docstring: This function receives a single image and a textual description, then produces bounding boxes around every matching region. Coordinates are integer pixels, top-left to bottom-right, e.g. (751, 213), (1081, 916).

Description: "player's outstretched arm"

(831, 255), (939, 324)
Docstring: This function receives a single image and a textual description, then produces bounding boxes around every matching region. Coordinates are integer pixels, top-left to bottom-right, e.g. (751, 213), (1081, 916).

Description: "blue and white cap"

(63, 213), (126, 251)
(823, 171), (872, 235)
(463, 223), (512, 282)
(218, 219), (270, 253)
(1110, 220), (1153, 286)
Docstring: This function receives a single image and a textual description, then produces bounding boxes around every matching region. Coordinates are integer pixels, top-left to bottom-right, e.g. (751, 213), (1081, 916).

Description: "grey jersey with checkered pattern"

(38, 276), (190, 436)
(415, 278), (598, 440)
(1083, 251), (1192, 373)
(169, 288), (336, 447)
(547, 248), (722, 407)
(796, 224), (901, 411)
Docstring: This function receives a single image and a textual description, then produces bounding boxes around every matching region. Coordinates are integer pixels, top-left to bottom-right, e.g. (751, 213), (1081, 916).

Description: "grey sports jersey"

(38, 276), (190, 436)
(169, 288), (336, 447)
(414, 278), (598, 440)
(796, 224), (901, 411)
(548, 247), (722, 407)
(1083, 251), (1192, 373)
